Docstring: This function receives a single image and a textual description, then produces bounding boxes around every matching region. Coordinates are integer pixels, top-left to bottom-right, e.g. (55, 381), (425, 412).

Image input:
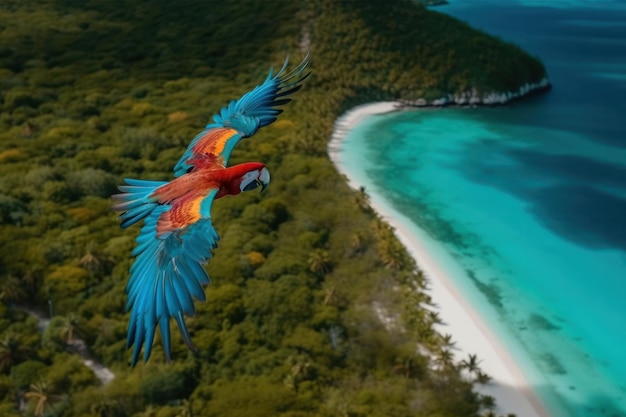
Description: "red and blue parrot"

(112, 55), (310, 366)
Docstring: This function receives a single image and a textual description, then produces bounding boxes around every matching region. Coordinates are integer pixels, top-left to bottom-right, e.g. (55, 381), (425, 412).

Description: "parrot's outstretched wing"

(114, 181), (219, 366)
(173, 54), (310, 176)
(113, 55), (310, 365)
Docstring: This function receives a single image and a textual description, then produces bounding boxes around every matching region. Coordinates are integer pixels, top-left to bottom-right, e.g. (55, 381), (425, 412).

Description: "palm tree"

(434, 348), (455, 371)
(412, 269), (427, 290)
(373, 221), (407, 270)
(59, 313), (80, 344)
(0, 275), (25, 302)
(80, 242), (108, 293)
(475, 370), (492, 384)
(439, 333), (456, 350)
(427, 310), (443, 326)
(24, 380), (63, 417)
(80, 251), (102, 276)
(459, 353), (481, 379)
(350, 231), (366, 254)
(377, 238), (406, 270)
(308, 249), (332, 276)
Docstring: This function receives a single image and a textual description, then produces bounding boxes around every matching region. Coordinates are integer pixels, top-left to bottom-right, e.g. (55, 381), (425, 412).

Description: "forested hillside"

(0, 0), (545, 416)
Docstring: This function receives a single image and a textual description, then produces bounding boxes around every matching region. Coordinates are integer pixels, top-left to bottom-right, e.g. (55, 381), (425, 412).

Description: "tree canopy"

(0, 0), (544, 416)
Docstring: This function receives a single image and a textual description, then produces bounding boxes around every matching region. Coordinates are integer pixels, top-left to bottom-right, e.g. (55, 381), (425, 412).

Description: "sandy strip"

(328, 102), (550, 417)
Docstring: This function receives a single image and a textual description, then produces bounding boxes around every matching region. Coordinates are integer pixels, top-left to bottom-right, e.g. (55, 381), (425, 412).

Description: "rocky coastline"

(421, 0), (449, 6)
(400, 77), (552, 108)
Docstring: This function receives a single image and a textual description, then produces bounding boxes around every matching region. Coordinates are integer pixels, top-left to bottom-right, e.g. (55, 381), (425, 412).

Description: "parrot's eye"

(243, 179), (261, 192)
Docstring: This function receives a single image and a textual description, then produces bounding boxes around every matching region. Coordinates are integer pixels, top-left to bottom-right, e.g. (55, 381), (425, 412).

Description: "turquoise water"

(338, 2), (626, 417)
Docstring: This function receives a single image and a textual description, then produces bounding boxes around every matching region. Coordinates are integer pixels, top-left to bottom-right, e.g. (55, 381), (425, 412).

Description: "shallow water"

(338, 2), (626, 416)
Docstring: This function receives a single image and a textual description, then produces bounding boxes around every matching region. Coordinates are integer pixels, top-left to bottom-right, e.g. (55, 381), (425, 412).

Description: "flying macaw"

(112, 55), (310, 366)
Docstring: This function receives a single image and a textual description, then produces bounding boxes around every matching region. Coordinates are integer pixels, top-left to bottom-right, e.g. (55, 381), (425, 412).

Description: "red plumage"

(151, 162), (267, 234)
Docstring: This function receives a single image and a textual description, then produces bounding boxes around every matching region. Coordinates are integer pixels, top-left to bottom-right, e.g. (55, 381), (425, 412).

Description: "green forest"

(0, 0), (546, 416)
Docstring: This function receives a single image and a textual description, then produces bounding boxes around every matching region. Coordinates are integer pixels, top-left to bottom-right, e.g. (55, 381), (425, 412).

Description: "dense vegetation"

(0, 0), (545, 416)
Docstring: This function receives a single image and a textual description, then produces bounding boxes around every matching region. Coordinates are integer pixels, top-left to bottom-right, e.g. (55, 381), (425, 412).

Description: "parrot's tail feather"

(112, 178), (168, 228)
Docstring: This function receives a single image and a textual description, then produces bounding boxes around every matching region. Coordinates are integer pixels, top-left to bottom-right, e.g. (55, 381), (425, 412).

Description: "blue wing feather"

(159, 316), (172, 362)
(173, 54), (310, 177)
(121, 190), (219, 366)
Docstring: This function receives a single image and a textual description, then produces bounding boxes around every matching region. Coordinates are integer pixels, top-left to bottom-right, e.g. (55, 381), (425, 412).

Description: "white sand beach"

(328, 102), (550, 417)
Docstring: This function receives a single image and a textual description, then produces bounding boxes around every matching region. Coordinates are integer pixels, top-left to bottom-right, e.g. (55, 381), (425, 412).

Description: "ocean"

(336, 1), (626, 416)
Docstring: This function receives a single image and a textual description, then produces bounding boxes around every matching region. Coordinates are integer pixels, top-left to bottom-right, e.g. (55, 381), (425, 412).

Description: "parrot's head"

(239, 165), (270, 193)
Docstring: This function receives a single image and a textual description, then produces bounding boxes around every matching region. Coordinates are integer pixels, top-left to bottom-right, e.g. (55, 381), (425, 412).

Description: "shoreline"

(328, 102), (551, 417)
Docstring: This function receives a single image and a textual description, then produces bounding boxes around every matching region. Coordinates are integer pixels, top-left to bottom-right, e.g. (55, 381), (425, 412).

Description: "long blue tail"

(112, 178), (167, 228)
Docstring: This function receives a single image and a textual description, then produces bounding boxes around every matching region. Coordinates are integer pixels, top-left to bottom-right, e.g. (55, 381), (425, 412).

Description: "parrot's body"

(112, 56), (310, 366)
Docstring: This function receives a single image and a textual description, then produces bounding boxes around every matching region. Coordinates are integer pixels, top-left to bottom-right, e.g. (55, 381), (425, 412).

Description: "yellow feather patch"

(157, 193), (205, 235)
(172, 194), (203, 229)
(192, 127), (239, 158)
